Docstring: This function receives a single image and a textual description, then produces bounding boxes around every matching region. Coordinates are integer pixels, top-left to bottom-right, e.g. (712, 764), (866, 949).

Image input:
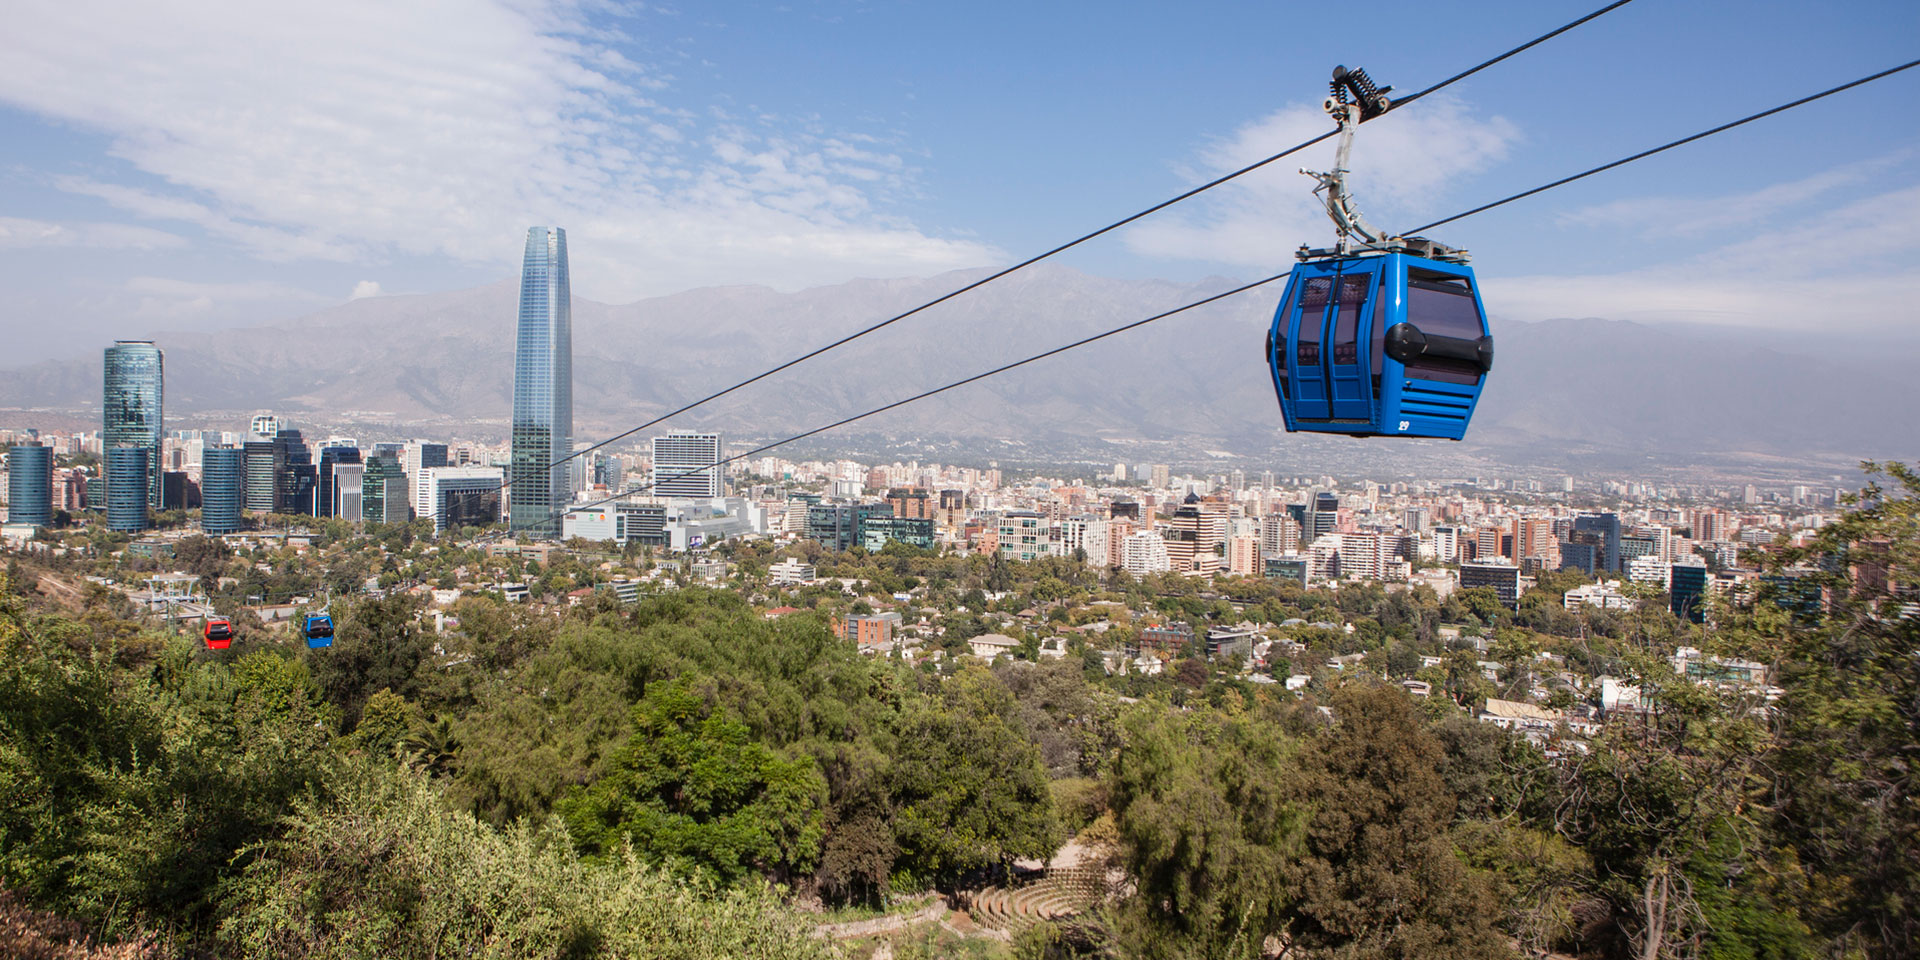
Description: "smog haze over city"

(1, 2), (1917, 959)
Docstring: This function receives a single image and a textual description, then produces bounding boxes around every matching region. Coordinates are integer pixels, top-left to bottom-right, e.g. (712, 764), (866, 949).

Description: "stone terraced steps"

(967, 867), (1110, 935)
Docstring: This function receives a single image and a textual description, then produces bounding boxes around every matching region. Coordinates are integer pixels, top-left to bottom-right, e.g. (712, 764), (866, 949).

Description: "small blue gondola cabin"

(1268, 251), (1493, 439)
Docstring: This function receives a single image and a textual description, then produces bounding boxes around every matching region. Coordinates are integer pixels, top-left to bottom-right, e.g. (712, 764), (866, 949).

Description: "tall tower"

(510, 226), (573, 534)
(103, 341), (163, 509)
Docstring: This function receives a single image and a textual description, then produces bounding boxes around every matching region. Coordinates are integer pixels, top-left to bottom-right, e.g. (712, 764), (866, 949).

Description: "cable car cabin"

(203, 617), (234, 651)
(1268, 253), (1493, 440)
(304, 613), (334, 649)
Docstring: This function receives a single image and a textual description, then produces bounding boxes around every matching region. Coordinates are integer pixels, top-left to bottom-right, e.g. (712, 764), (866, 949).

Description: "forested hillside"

(0, 465), (1914, 959)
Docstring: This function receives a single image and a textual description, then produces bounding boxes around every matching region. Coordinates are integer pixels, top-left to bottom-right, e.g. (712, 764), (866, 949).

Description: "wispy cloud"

(1554, 152), (1912, 239)
(0, 216), (186, 250)
(124, 275), (328, 321)
(1490, 179), (1920, 331)
(1125, 95), (1520, 266)
(0, 0), (998, 300)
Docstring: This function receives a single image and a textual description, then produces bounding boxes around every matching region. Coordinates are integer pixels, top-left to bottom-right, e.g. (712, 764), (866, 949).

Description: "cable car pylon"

(1269, 65), (1494, 440)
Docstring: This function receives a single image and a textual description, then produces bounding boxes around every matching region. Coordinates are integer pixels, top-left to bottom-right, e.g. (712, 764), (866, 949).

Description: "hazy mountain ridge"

(3, 266), (1913, 468)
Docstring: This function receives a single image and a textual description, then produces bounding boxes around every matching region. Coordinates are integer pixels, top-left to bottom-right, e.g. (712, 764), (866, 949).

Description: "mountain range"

(2, 265), (1912, 477)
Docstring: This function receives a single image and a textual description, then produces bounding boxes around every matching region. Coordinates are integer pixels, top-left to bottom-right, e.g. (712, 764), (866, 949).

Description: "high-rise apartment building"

(651, 431), (723, 498)
(1121, 530), (1172, 575)
(1165, 494), (1224, 575)
(509, 226), (573, 534)
(200, 447), (246, 535)
(6, 442), (52, 526)
(105, 446), (150, 532)
(103, 341), (163, 509)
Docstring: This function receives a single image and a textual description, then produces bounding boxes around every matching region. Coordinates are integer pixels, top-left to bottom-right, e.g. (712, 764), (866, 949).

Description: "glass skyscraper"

(7, 442), (53, 526)
(201, 446), (246, 535)
(103, 341), (163, 509)
(105, 446), (151, 532)
(509, 226), (573, 534)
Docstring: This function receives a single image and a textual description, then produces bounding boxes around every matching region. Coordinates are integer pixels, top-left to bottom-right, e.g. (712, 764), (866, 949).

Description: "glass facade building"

(7, 442), (53, 526)
(363, 454), (410, 525)
(274, 429), (315, 514)
(201, 446), (247, 535)
(317, 444), (362, 518)
(103, 341), (163, 508)
(509, 226), (573, 534)
(244, 440), (277, 512)
(105, 446), (151, 532)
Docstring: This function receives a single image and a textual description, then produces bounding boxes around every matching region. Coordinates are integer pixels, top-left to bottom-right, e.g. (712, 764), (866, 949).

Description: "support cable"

(446, 0), (1644, 530)
(553, 56), (1920, 524)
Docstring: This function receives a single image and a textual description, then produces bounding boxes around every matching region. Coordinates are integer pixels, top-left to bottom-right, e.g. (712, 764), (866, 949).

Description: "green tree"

(1106, 702), (1305, 959)
(559, 677), (827, 884)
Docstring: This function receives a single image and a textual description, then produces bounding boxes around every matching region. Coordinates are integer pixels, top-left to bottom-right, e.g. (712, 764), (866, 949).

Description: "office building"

(859, 515), (937, 551)
(274, 429), (316, 514)
(250, 413), (284, 437)
(1670, 562), (1709, 623)
(200, 447), (247, 535)
(417, 465), (504, 533)
(103, 341), (163, 508)
(316, 444), (362, 518)
(509, 226), (574, 533)
(1308, 492), (1340, 542)
(6, 442), (52, 526)
(332, 463), (365, 522)
(1461, 560), (1523, 609)
(652, 431), (723, 498)
(1570, 513), (1623, 573)
(105, 446), (150, 532)
(244, 440), (276, 512)
(362, 454), (410, 525)
(402, 441), (450, 509)
(997, 511), (1054, 562)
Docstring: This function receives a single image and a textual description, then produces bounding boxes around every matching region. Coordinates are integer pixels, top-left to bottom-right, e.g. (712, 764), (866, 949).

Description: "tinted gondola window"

(1332, 275), (1368, 364)
(1405, 274), (1484, 384)
(1370, 272), (1387, 378)
(1296, 277), (1332, 365)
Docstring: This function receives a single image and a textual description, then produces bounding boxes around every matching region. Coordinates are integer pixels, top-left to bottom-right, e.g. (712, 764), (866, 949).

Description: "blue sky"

(2, 0), (1917, 364)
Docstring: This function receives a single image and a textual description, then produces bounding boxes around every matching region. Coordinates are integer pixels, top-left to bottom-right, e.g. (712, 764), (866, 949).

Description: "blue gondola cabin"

(1268, 252), (1492, 439)
(304, 613), (334, 649)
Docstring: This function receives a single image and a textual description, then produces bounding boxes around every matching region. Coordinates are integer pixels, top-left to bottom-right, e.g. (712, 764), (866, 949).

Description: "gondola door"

(1326, 269), (1376, 421)
(1289, 275), (1334, 421)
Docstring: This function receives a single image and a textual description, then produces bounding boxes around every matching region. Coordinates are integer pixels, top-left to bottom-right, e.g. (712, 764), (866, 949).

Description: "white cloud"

(124, 276), (328, 321)
(1555, 152), (1912, 239)
(1488, 182), (1920, 331)
(0, 216), (186, 250)
(1126, 95), (1519, 266)
(0, 0), (998, 300)
(350, 280), (382, 300)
